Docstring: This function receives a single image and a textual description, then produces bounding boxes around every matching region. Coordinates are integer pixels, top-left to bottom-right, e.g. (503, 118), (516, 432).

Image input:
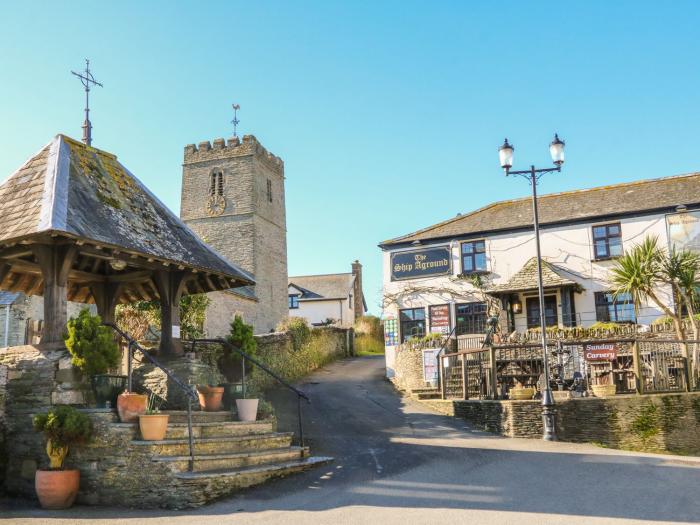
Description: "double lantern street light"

(498, 134), (566, 442)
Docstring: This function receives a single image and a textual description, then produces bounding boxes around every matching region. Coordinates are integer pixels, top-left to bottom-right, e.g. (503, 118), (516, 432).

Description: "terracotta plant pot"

(236, 398), (259, 422)
(509, 387), (535, 400)
(592, 384), (617, 397)
(197, 386), (224, 412)
(138, 414), (170, 440)
(35, 469), (80, 509)
(116, 392), (148, 422)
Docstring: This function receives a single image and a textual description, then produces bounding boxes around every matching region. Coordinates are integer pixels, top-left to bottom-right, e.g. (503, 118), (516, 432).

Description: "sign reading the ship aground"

(584, 342), (618, 361)
(391, 247), (451, 281)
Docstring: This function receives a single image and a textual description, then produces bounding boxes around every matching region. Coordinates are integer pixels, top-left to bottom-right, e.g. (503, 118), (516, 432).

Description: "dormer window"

(210, 171), (224, 197)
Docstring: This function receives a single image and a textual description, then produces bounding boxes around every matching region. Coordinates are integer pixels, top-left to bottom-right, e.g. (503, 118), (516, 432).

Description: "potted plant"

(222, 315), (259, 420)
(116, 390), (148, 422)
(197, 370), (224, 412)
(509, 381), (536, 400)
(64, 309), (125, 409)
(592, 370), (617, 397)
(138, 393), (169, 440)
(33, 406), (92, 509)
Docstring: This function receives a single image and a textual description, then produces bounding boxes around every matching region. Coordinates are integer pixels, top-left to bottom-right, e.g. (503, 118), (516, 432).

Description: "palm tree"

(609, 236), (685, 339)
(662, 248), (700, 340)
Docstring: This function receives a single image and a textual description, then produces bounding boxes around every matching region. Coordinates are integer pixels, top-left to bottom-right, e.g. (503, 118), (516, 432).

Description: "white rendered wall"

(382, 212), (675, 332)
(289, 298), (352, 327)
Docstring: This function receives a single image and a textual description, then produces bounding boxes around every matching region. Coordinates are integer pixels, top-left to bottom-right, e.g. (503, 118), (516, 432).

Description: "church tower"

(180, 135), (288, 334)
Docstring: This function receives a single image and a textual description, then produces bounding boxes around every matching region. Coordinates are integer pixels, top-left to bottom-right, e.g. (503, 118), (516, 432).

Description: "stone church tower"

(180, 135), (288, 334)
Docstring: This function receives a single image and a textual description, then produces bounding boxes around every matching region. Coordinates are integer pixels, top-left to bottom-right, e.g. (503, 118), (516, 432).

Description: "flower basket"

(509, 387), (535, 400)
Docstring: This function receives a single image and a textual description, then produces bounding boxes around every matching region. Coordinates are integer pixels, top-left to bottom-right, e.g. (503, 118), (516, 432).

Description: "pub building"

(378, 172), (700, 377)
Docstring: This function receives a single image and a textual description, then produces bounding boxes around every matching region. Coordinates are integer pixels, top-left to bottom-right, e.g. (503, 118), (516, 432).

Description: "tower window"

(210, 171), (224, 197)
(267, 179), (273, 203)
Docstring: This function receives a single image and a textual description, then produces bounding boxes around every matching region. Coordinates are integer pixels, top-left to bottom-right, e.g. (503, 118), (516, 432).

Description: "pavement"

(2, 354), (700, 525)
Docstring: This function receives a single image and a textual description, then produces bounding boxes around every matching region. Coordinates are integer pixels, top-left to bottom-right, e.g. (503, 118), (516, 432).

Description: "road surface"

(2, 355), (699, 524)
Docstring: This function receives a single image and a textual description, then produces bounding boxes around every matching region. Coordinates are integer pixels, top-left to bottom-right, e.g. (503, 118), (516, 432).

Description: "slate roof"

(289, 273), (356, 300)
(0, 135), (254, 284)
(488, 257), (581, 294)
(380, 172), (700, 247)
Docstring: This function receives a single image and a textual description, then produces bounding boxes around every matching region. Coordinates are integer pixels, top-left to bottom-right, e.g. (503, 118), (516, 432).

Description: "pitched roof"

(488, 257), (582, 294)
(288, 273), (355, 300)
(0, 135), (253, 284)
(380, 172), (700, 247)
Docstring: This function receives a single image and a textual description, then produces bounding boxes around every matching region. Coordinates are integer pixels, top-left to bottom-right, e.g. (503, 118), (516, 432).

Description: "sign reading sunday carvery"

(584, 342), (618, 361)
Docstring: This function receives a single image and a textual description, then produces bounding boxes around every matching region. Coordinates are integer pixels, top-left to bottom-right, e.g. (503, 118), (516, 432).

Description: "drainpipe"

(3, 305), (10, 348)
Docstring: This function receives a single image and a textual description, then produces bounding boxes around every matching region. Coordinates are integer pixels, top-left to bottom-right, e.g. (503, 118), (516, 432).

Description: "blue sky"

(1, 1), (700, 315)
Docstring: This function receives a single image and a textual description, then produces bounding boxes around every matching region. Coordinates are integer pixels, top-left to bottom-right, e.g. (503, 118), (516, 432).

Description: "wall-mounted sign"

(172, 325), (181, 338)
(429, 304), (451, 334)
(422, 348), (440, 384)
(584, 342), (618, 361)
(391, 247), (451, 281)
(384, 317), (399, 347)
(667, 211), (700, 253)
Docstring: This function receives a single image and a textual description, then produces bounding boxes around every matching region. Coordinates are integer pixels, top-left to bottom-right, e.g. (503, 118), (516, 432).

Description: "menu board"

(429, 304), (451, 334)
(384, 317), (399, 347)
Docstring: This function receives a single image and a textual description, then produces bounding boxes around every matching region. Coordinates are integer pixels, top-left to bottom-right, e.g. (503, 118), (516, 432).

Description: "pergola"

(0, 134), (254, 354)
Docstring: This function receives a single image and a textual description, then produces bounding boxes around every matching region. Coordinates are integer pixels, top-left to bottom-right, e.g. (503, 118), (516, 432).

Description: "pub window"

(210, 171), (224, 197)
(400, 307), (425, 343)
(592, 223), (622, 260)
(461, 240), (487, 274)
(267, 179), (273, 203)
(595, 291), (635, 323)
(288, 295), (299, 309)
(526, 296), (558, 329)
(455, 302), (487, 335)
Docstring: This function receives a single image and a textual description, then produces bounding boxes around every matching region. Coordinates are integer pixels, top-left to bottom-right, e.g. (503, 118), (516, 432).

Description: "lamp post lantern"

(498, 134), (565, 441)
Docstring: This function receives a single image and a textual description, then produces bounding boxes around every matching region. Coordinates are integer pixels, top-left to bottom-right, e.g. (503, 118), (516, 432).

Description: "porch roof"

(0, 134), (254, 304)
(487, 257), (582, 294)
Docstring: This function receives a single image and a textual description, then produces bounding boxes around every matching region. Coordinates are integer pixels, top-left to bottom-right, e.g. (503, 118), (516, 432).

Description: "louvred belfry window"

(210, 171), (224, 196)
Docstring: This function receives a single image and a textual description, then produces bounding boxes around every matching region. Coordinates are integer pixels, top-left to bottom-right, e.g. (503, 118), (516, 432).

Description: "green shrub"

(355, 334), (385, 355)
(64, 309), (120, 377)
(354, 315), (383, 338)
(589, 321), (626, 330)
(276, 317), (311, 352)
(33, 406), (92, 449)
(220, 315), (258, 382)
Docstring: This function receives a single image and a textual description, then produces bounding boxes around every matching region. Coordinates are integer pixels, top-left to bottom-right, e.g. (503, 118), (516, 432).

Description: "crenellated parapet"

(183, 134), (283, 171)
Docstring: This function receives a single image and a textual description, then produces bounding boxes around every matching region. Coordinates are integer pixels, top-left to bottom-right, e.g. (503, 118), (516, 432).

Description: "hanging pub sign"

(584, 342), (618, 361)
(429, 304), (451, 334)
(391, 246), (451, 281)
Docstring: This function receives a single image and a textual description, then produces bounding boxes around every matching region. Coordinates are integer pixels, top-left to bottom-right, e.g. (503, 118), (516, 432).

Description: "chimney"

(351, 260), (364, 319)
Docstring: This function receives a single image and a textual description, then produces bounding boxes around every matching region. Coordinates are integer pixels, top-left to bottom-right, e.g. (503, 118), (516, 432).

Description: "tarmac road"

(2, 355), (699, 525)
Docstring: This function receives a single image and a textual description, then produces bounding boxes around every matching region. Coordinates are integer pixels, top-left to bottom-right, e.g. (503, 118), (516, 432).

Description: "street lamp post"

(498, 134), (565, 441)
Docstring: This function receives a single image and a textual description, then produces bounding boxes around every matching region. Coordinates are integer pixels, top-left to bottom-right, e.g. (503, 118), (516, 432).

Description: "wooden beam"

(0, 245), (34, 259)
(204, 274), (217, 292)
(5, 259), (107, 283)
(135, 283), (152, 301)
(26, 276), (43, 296)
(106, 270), (152, 284)
(0, 263), (11, 289)
(31, 244), (78, 344)
(91, 257), (102, 274)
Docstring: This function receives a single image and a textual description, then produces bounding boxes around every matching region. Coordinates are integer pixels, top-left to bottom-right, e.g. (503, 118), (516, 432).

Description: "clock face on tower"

(206, 194), (226, 216)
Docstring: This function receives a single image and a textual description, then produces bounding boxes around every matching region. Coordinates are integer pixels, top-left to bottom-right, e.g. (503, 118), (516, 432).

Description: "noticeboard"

(429, 304), (451, 334)
(384, 317), (399, 347)
(422, 348), (440, 383)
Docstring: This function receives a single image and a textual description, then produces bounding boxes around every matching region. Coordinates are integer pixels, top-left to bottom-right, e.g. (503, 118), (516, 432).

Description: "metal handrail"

(190, 338), (310, 447)
(103, 323), (198, 472)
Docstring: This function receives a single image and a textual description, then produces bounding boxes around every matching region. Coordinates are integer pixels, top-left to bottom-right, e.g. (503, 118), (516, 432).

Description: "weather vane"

(71, 59), (103, 147)
(231, 104), (240, 137)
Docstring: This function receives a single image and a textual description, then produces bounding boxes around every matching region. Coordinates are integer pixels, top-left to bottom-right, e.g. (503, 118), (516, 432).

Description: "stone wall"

(0, 344), (87, 493)
(451, 392), (700, 455)
(391, 346), (429, 392)
(251, 327), (353, 391)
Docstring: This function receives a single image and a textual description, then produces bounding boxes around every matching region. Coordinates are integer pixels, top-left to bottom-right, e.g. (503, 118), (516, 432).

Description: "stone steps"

(131, 432), (294, 456)
(171, 456), (333, 508)
(161, 410), (232, 423)
(115, 419), (275, 439)
(152, 446), (308, 472)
